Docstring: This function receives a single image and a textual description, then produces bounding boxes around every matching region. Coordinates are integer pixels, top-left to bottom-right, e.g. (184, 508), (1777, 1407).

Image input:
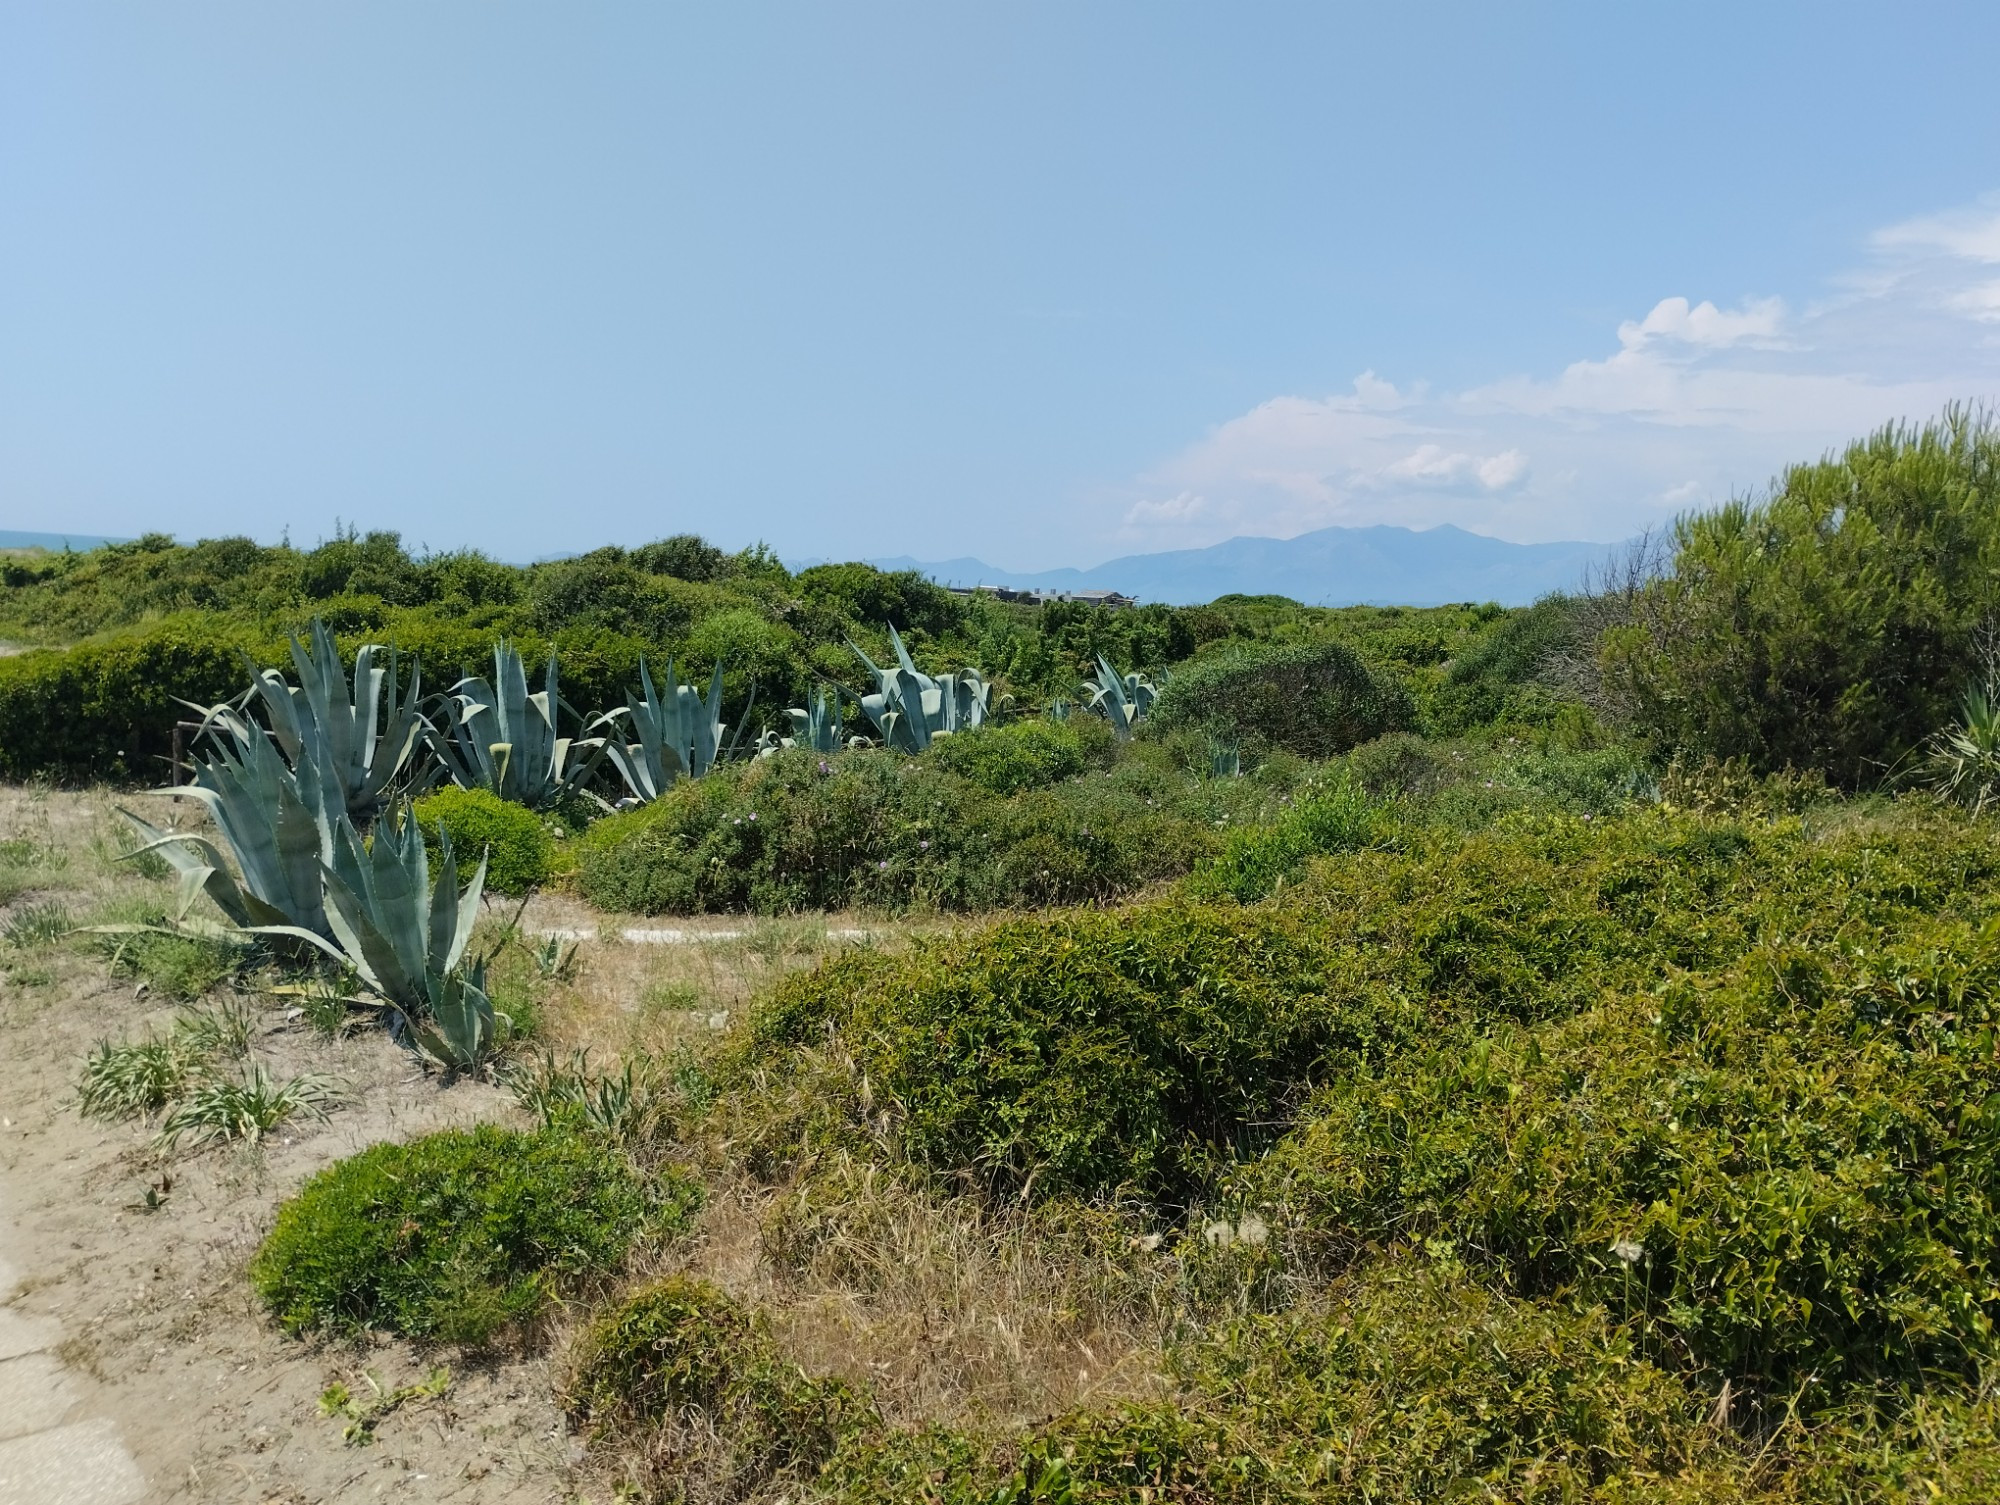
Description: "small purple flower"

(877, 859), (889, 871)
(749, 812), (758, 821)
(818, 760), (831, 774)
(919, 839), (930, 850)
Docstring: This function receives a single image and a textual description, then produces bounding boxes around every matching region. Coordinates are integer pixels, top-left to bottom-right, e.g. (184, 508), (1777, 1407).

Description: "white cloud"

(1616, 296), (1786, 351)
(1372, 444), (1529, 491)
(1950, 280), (2000, 322)
(1873, 198), (2000, 263)
(1116, 191), (2000, 548)
(1123, 490), (1208, 527)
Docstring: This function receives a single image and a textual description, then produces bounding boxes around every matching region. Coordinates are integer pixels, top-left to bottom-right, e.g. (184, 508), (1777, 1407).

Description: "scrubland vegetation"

(10, 409), (2000, 1500)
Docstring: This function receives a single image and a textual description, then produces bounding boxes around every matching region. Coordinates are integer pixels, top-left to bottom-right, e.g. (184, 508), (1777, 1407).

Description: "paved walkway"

(535, 924), (876, 944)
(0, 1248), (146, 1505)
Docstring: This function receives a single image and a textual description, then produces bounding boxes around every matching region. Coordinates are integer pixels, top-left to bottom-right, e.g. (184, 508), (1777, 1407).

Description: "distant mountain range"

(807, 523), (1616, 608)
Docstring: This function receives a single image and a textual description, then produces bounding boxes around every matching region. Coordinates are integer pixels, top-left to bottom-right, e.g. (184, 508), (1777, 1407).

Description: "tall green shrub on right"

(1605, 408), (2000, 786)
(1148, 640), (1414, 758)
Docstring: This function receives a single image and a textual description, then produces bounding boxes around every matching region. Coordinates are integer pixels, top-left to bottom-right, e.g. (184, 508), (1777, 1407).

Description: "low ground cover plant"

(251, 1123), (699, 1343)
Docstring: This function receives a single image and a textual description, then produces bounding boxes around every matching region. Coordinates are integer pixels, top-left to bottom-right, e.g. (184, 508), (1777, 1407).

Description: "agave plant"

(850, 625), (993, 753)
(1925, 681), (2000, 814)
(429, 642), (605, 811)
(755, 685), (873, 758)
(1209, 738), (1242, 779)
(256, 815), (505, 1072)
(120, 716), (338, 935)
(593, 658), (751, 803)
(248, 618), (428, 821)
(1083, 654), (1160, 740)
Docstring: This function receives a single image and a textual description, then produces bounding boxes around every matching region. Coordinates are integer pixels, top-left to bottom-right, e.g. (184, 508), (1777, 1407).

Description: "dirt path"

(0, 1225), (147, 1505)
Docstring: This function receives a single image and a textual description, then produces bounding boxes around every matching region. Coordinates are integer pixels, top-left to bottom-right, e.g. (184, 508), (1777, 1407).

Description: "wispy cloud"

(1116, 194), (2000, 547)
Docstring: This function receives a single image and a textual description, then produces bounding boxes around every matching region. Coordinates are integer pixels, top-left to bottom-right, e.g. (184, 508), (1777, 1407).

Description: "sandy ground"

(0, 785), (797, 1505)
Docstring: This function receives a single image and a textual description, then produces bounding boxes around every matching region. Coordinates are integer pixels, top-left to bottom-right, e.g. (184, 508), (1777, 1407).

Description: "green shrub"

(1606, 409), (2000, 786)
(923, 719), (1095, 794)
(411, 786), (555, 895)
(1190, 775), (1384, 902)
(251, 1124), (694, 1342)
(744, 902), (1419, 1205)
(1346, 731), (1458, 800)
(563, 1275), (874, 1488)
(0, 617), (259, 781)
(1253, 903), (2000, 1400)
(1148, 640), (1415, 758)
(574, 746), (1227, 916)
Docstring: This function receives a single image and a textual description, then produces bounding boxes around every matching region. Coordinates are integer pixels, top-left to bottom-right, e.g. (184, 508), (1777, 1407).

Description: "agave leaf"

(595, 656), (745, 804)
(402, 962), (506, 1072)
(116, 808), (255, 927)
(850, 626), (995, 753)
(430, 643), (606, 810)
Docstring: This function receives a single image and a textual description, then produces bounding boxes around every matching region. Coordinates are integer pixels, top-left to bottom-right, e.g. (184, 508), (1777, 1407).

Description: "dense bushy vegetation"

(411, 785), (556, 896)
(1606, 409), (2000, 785)
(31, 410), (2000, 1500)
(0, 529), (1536, 782)
(1148, 638), (1415, 756)
(689, 799), (2000, 1501)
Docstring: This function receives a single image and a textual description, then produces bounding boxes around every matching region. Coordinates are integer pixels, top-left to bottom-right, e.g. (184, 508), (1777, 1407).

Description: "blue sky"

(5, 3), (2000, 568)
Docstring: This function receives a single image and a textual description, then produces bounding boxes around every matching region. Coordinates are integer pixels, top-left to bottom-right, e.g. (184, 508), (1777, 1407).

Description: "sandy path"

(0, 971), (577, 1505)
(0, 1234), (147, 1505)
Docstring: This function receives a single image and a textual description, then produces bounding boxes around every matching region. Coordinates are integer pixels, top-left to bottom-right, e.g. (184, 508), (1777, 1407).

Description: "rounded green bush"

(924, 719), (1090, 795)
(251, 1124), (693, 1342)
(562, 1274), (754, 1429)
(412, 785), (555, 895)
(1149, 640), (1414, 759)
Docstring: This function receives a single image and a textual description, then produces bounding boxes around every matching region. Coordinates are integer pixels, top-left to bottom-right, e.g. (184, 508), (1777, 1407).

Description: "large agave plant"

(429, 642), (605, 811)
(259, 817), (505, 1071)
(1084, 654), (1160, 740)
(250, 619), (428, 820)
(593, 658), (750, 803)
(850, 625), (993, 753)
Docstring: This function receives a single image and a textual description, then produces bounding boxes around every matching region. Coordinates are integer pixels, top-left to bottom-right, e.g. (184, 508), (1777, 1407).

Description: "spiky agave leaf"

(429, 642), (606, 810)
(248, 818), (488, 1029)
(248, 619), (429, 821)
(402, 959), (509, 1073)
(850, 625), (994, 752)
(595, 657), (755, 803)
(121, 712), (338, 935)
(1083, 654), (1160, 740)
